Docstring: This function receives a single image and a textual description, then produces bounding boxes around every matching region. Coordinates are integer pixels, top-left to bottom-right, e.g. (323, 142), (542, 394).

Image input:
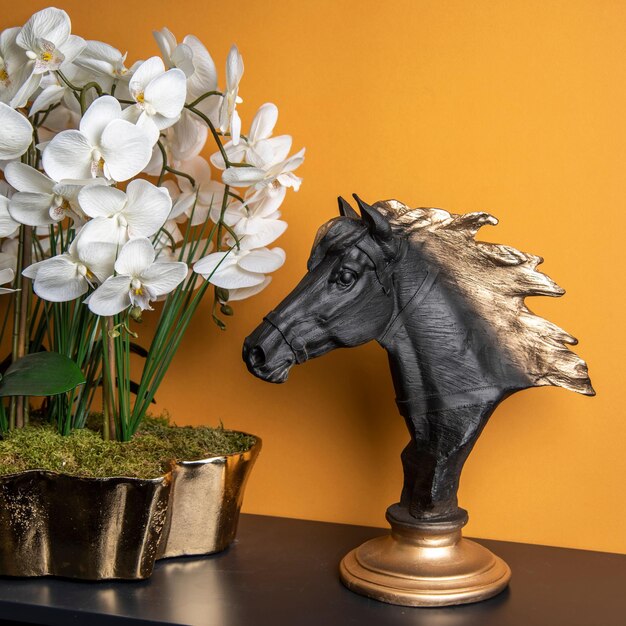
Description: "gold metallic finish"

(158, 436), (262, 558)
(375, 200), (594, 396)
(339, 512), (511, 607)
(0, 470), (171, 580)
(0, 433), (260, 580)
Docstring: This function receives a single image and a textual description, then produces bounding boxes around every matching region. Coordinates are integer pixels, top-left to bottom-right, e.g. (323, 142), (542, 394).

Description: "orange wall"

(6, 0), (625, 553)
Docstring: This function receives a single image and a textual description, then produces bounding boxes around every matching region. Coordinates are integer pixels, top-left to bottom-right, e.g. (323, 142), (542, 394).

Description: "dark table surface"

(0, 513), (624, 626)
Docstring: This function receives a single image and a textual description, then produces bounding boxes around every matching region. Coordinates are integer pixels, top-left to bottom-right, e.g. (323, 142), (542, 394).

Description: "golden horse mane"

(374, 199), (594, 396)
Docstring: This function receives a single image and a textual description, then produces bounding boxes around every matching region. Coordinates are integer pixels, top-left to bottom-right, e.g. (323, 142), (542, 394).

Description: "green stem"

(186, 105), (231, 167)
(186, 91), (222, 108)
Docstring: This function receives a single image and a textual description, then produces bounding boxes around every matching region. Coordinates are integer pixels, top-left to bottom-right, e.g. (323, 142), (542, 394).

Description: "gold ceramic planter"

(158, 435), (262, 559)
(0, 433), (261, 580)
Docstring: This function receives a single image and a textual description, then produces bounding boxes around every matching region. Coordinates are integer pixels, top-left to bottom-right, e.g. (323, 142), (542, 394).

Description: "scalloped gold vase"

(0, 434), (261, 580)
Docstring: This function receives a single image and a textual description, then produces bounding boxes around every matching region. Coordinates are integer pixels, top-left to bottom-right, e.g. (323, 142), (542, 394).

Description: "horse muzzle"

(243, 319), (297, 384)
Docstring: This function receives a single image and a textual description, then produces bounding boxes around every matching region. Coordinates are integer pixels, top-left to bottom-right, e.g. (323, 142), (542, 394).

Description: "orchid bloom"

(0, 102), (33, 160)
(175, 156), (225, 225)
(208, 185), (286, 225)
(218, 45), (244, 145)
(143, 108), (207, 176)
(0, 27), (30, 106)
(0, 267), (16, 294)
(206, 191), (287, 249)
(41, 95), (154, 182)
(153, 28), (217, 101)
(4, 161), (102, 227)
(0, 192), (19, 238)
(87, 237), (187, 316)
(245, 185), (287, 218)
(211, 103), (292, 169)
(194, 245), (285, 291)
(23, 220), (118, 302)
(122, 56), (187, 141)
(11, 7), (85, 108)
(74, 40), (131, 80)
(30, 63), (98, 117)
(36, 101), (80, 143)
(230, 212), (287, 249)
(77, 178), (171, 243)
(153, 219), (184, 260)
(222, 148), (305, 195)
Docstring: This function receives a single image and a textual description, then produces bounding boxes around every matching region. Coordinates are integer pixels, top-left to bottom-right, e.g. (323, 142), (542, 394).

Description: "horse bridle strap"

(263, 312), (309, 364)
(379, 267), (440, 344)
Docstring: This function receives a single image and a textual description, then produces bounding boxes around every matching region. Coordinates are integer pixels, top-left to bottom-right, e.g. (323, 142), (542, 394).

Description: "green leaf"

(0, 352), (86, 397)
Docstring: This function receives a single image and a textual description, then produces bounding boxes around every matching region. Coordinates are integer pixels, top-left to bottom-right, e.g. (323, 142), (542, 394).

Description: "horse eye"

(338, 269), (357, 287)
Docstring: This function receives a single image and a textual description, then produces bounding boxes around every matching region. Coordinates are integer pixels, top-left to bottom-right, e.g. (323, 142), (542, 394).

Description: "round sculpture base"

(339, 505), (511, 607)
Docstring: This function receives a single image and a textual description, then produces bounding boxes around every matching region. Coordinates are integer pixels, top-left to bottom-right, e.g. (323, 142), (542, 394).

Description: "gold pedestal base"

(339, 507), (511, 607)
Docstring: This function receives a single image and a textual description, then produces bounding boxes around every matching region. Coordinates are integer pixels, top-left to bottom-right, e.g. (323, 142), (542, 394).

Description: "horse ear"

(337, 196), (359, 219)
(353, 194), (392, 241)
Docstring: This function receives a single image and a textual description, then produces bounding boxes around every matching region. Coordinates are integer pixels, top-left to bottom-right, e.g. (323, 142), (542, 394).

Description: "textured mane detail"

(374, 200), (594, 395)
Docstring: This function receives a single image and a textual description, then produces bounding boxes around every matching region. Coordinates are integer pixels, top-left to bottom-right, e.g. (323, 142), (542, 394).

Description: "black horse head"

(243, 195), (405, 383)
(243, 195), (593, 522)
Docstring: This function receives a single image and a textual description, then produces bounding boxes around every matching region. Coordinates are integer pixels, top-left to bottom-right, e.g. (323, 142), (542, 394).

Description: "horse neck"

(378, 249), (529, 415)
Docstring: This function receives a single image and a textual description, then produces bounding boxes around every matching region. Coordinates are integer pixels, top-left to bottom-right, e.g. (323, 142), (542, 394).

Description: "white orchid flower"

(244, 185), (286, 218)
(194, 245), (285, 290)
(207, 197), (246, 227)
(161, 180), (193, 222)
(0, 193), (19, 238)
(0, 27), (31, 106)
(143, 108), (207, 176)
(36, 102), (80, 143)
(228, 276), (273, 301)
(87, 237), (187, 316)
(0, 233), (17, 273)
(153, 220), (183, 260)
(218, 45), (244, 145)
(205, 192), (287, 248)
(74, 40), (130, 80)
(122, 56), (187, 141)
(222, 148), (305, 195)
(0, 102), (32, 160)
(23, 220), (118, 302)
(231, 213), (287, 249)
(153, 28), (217, 101)
(175, 156), (225, 225)
(77, 179), (171, 244)
(4, 162), (104, 227)
(206, 186), (286, 239)
(30, 64), (101, 117)
(11, 7), (86, 108)
(0, 267), (16, 294)
(211, 103), (291, 169)
(42, 95), (153, 182)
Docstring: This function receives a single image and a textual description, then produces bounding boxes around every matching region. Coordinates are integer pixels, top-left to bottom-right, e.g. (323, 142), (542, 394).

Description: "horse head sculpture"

(244, 195), (594, 524)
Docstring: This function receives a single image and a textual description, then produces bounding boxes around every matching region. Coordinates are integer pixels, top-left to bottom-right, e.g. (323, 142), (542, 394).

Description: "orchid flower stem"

(185, 105), (231, 167)
(186, 91), (222, 108)
(227, 190), (245, 204)
(164, 165), (195, 187)
(130, 243), (235, 431)
(9, 222), (31, 429)
(221, 223), (240, 250)
(36, 102), (60, 128)
(79, 82), (103, 115)
(100, 316), (117, 441)
(156, 141), (168, 186)
(55, 70), (80, 92)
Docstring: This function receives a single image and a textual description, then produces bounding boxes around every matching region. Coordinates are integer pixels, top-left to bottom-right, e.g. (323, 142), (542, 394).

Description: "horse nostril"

(249, 346), (266, 368)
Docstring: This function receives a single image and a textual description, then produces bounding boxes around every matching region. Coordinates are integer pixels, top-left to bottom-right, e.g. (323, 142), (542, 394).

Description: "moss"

(0, 416), (257, 479)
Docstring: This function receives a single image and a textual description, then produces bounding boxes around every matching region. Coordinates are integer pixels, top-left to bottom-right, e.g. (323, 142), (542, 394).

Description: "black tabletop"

(0, 513), (624, 626)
